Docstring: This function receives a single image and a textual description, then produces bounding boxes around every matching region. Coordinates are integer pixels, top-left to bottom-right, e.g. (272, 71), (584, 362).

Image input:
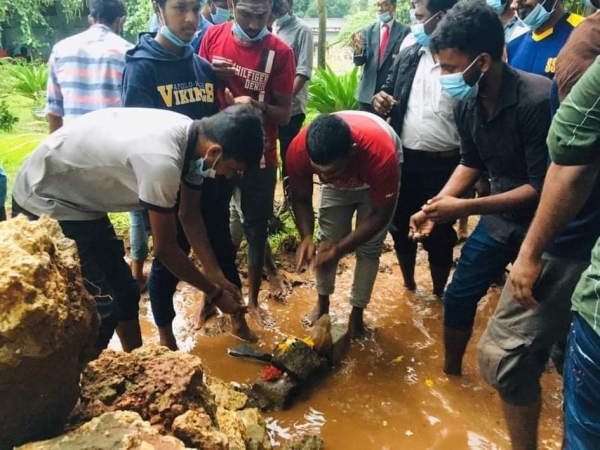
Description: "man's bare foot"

(347, 307), (372, 340)
(302, 304), (326, 326)
(248, 304), (274, 327)
(231, 313), (259, 342)
(158, 326), (178, 351)
(268, 272), (288, 301)
(193, 299), (218, 330)
(301, 294), (330, 326)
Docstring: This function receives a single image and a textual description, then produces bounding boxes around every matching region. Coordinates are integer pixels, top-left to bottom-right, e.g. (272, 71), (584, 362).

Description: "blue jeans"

(12, 199), (139, 350)
(129, 209), (151, 261)
(444, 222), (518, 330)
(563, 313), (600, 449)
(149, 177), (240, 328)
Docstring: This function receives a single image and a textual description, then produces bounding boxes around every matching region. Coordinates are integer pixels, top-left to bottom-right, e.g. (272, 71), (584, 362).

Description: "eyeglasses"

(374, 1), (391, 8)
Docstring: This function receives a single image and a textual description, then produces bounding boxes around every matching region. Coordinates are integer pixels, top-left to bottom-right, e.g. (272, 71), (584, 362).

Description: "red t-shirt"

(200, 23), (295, 169)
(286, 111), (401, 207)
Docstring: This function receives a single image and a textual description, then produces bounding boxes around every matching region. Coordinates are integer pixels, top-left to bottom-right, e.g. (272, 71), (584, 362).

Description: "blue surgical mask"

(487, 0), (506, 14)
(410, 23), (429, 46)
(160, 25), (192, 47)
(583, 0), (595, 7)
(409, 9), (417, 22)
(439, 56), (483, 100)
(518, 0), (555, 30)
(211, 6), (230, 24)
(195, 153), (221, 179)
(276, 12), (293, 27)
(378, 11), (393, 23)
(410, 14), (438, 47)
(232, 21), (270, 42)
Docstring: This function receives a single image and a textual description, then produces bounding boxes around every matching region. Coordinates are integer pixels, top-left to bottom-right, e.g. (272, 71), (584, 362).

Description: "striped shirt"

(46, 24), (133, 122)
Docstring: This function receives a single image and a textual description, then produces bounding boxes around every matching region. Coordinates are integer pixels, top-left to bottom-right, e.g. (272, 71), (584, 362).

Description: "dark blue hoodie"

(122, 33), (218, 120)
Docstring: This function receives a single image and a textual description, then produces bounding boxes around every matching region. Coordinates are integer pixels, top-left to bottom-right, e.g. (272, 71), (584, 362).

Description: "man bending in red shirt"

(287, 112), (402, 337)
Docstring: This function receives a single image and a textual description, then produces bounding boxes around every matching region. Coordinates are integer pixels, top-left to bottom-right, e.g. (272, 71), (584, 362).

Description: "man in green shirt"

(516, 56), (600, 447)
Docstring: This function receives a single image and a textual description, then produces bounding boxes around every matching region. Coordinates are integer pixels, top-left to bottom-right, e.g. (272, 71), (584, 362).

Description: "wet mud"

(113, 225), (562, 449)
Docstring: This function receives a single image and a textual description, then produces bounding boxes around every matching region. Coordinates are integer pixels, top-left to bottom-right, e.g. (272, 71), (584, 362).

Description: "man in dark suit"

(352, 0), (410, 112)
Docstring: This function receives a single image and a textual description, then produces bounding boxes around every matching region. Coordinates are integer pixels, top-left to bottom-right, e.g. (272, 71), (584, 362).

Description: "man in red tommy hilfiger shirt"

(287, 111), (402, 337)
(199, 0), (294, 327)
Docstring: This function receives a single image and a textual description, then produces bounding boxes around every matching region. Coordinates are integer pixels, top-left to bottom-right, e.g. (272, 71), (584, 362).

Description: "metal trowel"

(227, 344), (273, 364)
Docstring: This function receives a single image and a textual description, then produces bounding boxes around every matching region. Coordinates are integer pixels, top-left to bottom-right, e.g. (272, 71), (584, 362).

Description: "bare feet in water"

(302, 294), (330, 326)
(347, 307), (372, 340)
(231, 313), (259, 342)
(248, 304), (275, 328)
(268, 271), (288, 301)
(193, 299), (218, 330)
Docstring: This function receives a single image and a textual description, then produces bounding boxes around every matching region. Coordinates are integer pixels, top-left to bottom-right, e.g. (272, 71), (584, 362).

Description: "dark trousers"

(149, 176), (240, 328)
(359, 102), (374, 113)
(278, 113), (305, 193)
(12, 199), (139, 350)
(389, 149), (460, 267)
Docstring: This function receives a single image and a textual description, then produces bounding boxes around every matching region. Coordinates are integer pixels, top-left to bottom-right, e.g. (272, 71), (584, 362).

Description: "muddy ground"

(111, 214), (562, 450)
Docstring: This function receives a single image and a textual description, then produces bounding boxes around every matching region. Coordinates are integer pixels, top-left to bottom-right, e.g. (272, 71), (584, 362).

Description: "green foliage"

(123, 0), (154, 42)
(0, 0), (84, 51)
(7, 63), (48, 105)
(0, 100), (18, 132)
(335, 10), (374, 46)
(308, 65), (359, 113)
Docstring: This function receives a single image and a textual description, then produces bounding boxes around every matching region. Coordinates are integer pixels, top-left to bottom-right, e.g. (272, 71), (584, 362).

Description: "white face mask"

(194, 153), (221, 179)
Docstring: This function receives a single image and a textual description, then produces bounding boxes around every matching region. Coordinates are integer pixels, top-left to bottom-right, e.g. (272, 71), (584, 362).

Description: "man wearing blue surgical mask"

(410, 0), (551, 381)
(200, 0), (295, 327)
(352, 0), (410, 112)
(486, 0), (527, 42)
(202, 0), (230, 24)
(372, 0), (458, 300)
(507, 0), (584, 79)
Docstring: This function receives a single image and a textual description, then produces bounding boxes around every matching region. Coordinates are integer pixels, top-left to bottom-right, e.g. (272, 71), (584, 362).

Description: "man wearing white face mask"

(200, 0), (295, 327)
(507, 0), (583, 79)
(409, 0), (551, 378)
(372, 0), (458, 300)
(352, 0), (410, 112)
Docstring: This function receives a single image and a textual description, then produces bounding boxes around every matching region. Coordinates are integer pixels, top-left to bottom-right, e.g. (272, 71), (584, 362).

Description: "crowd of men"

(2, 0), (600, 447)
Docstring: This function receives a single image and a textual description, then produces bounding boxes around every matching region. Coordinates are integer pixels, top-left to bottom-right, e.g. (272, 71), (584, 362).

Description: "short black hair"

(88, 0), (125, 24)
(429, 0), (505, 61)
(156, 0), (201, 8)
(306, 114), (352, 165)
(415, 0), (457, 15)
(197, 105), (264, 167)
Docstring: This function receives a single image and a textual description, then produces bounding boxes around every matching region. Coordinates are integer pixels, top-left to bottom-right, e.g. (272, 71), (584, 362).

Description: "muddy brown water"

(112, 237), (563, 450)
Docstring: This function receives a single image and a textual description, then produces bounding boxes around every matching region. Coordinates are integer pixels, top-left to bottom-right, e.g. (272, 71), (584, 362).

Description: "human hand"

(509, 253), (541, 309)
(314, 241), (340, 272)
(372, 91), (397, 116)
(212, 59), (237, 78)
(224, 88), (254, 107)
(422, 196), (469, 223)
(351, 32), (363, 53)
(296, 235), (317, 272)
(409, 210), (435, 241)
(210, 288), (248, 315)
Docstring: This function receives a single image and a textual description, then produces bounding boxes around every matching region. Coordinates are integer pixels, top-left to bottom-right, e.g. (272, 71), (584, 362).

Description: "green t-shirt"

(548, 55), (600, 336)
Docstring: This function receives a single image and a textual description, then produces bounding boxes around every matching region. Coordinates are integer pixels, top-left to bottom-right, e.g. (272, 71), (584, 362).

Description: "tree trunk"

(317, 0), (326, 68)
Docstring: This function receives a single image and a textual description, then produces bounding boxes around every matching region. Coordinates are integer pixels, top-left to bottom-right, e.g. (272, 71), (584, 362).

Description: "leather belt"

(403, 147), (460, 159)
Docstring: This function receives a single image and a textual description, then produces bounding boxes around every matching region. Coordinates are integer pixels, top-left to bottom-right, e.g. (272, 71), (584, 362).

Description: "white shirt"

(400, 32), (416, 51)
(400, 47), (460, 152)
(13, 108), (203, 220)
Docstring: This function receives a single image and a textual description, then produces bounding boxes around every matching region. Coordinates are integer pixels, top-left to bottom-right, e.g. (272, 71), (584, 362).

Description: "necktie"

(379, 23), (389, 63)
